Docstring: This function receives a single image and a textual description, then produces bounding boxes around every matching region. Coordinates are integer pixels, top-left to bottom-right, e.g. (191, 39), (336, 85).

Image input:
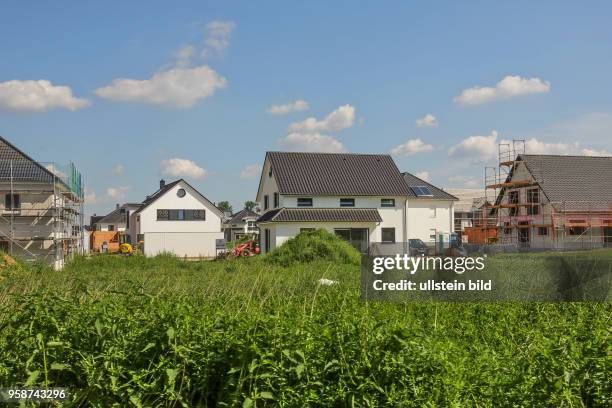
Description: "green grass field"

(0, 252), (610, 407)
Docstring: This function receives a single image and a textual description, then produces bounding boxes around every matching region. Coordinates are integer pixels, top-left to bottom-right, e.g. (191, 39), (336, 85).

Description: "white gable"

(138, 181), (222, 233)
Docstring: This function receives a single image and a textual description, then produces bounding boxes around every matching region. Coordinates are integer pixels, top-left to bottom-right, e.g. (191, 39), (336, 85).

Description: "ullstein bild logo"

(361, 253), (611, 302)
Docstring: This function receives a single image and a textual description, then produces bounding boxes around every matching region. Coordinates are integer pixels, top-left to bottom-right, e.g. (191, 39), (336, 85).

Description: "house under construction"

(0, 136), (84, 269)
(483, 140), (612, 249)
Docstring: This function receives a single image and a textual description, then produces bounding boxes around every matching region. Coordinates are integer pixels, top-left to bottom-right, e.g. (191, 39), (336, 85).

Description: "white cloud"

(175, 45), (196, 67)
(581, 148), (612, 156)
(45, 164), (67, 179)
(202, 20), (236, 57)
(267, 100), (309, 115)
(278, 132), (345, 153)
(448, 175), (481, 189)
(415, 171), (430, 181)
(95, 65), (227, 108)
(278, 104), (355, 153)
(448, 131), (500, 163)
(0, 79), (90, 112)
(454, 75), (551, 106)
(523, 138), (578, 155)
(416, 114), (437, 128)
(522, 112), (612, 151)
(160, 158), (207, 179)
(84, 188), (105, 205)
(240, 163), (262, 179)
(112, 164), (125, 175)
(106, 186), (130, 200)
(288, 104), (355, 133)
(390, 138), (435, 156)
(448, 130), (607, 163)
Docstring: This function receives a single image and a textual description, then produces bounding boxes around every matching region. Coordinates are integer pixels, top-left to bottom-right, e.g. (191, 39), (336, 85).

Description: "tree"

(244, 200), (258, 212)
(217, 201), (233, 213)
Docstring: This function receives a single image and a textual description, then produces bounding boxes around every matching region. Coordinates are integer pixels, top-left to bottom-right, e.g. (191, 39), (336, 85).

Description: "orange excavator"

(229, 239), (260, 258)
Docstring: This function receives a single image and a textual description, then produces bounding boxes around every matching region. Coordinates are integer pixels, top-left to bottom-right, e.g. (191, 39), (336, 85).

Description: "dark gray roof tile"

(0, 136), (55, 183)
(267, 152), (412, 196)
(518, 154), (612, 204)
(402, 172), (458, 200)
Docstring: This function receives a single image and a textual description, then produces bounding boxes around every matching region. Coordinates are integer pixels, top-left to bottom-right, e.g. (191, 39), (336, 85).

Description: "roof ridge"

(521, 154), (612, 159)
(267, 151), (392, 157)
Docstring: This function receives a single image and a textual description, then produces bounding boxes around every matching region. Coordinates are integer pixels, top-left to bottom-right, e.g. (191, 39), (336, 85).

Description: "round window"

(177, 188), (186, 198)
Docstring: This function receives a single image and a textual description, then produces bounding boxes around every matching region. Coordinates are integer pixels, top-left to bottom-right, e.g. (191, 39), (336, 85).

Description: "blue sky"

(1, 1), (611, 217)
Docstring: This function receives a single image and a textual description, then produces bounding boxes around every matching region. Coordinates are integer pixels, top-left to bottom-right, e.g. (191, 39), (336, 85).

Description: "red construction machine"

(229, 239), (260, 258)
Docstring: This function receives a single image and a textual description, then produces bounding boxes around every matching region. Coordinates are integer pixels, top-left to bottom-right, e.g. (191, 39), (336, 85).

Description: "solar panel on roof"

(411, 186), (433, 197)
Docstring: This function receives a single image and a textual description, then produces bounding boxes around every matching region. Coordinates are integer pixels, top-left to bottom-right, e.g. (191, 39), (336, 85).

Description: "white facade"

(256, 155), (455, 253)
(406, 199), (455, 243)
(130, 180), (224, 258)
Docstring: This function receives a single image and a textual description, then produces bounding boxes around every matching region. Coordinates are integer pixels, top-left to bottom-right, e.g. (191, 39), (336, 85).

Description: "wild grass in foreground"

(0, 253), (610, 407)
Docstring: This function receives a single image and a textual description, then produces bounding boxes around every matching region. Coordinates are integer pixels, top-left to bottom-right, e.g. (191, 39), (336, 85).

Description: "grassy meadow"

(0, 249), (610, 407)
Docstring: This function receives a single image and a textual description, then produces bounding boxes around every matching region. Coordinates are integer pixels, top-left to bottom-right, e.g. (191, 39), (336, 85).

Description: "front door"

(604, 226), (612, 248)
(334, 228), (369, 253)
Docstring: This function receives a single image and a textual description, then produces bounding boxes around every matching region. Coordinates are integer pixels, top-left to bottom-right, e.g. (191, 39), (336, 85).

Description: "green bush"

(265, 228), (361, 266)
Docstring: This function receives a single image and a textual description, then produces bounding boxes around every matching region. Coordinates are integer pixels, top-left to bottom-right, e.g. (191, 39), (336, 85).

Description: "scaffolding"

(0, 160), (84, 269)
(481, 140), (612, 250)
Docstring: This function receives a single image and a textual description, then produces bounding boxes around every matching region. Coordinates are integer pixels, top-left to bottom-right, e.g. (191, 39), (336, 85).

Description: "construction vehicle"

(229, 239), (260, 258)
(118, 234), (135, 255)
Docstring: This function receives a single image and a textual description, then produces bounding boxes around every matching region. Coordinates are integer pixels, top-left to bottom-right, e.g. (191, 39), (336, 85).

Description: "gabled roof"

(134, 179), (224, 217)
(263, 152), (412, 196)
(90, 215), (105, 226)
(227, 208), (259, 225)
(517, 154), (612, 204)
(134, 180), (182, 214)
(402, 172), (458, 200)
(97, 208), (127, 225)
(97, 204), (140, 225)
(257, 208), (382, 223)
(0, 136), (56, 183)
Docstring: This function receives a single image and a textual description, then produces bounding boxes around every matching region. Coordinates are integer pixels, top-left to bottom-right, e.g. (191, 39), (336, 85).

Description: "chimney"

(160, 179), (166, 189)
(116, 203), (120, 210)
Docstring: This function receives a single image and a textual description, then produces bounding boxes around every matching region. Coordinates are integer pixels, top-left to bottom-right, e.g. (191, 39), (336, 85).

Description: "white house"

(223, 208), (259, 242)
(129, 179), (224, 258)
(402, 172), (458, 244)
(95, 203), (142, 232)
(255, 152), (457, 254)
